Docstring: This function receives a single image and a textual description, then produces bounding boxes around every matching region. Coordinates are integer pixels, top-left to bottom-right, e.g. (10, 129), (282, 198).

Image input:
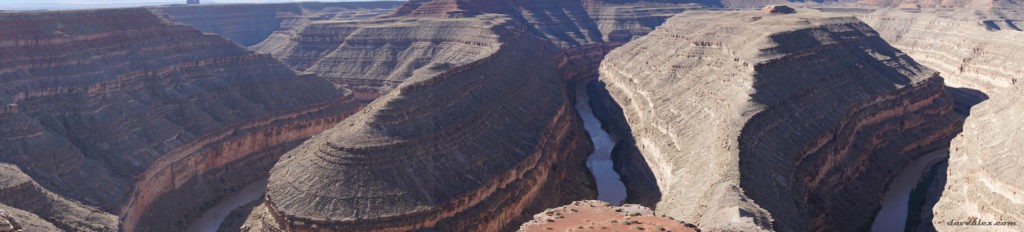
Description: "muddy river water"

(871, 150), (948, 232)
(574, 83), (628, 206)
(186, 179), (268, 232)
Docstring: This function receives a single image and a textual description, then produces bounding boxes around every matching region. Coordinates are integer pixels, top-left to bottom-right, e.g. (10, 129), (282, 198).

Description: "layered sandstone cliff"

(256, 0), (701, 107)
(389, 0), (702, 47)
(860, 10), (1024, 231)
(149, 2), (403, 47)
(598, 9), (961, 231)
(262, 19), (597, 231)
(254, 15), (508, 97)
(0, 9), (361, 231)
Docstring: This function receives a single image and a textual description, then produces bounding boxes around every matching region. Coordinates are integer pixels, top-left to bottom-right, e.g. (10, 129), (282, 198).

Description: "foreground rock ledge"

(519, 200), (698, 232)
(598, 9), (961, 231)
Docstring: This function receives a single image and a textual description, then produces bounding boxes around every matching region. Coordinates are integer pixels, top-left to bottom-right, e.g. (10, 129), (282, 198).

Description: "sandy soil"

(520, 200), (697, 232)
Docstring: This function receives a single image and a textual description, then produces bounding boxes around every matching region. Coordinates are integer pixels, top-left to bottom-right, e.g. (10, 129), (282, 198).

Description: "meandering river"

(574, 82), (628, 206)
(186, 179), (268, 232)
(871, 150), (948, 232)
(186, 83), (629, 231)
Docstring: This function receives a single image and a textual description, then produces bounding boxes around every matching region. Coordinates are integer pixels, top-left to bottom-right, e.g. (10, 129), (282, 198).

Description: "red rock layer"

(149, 1), (403, 46)
(0, 8), (361, 232)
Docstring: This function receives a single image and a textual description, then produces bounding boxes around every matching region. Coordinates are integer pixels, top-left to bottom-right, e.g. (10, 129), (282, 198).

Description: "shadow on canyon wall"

(903, 87), (989, 232)
(735, 28), (993, 231)
(584, 79), (663, 208)
(947, 87), (990, 115)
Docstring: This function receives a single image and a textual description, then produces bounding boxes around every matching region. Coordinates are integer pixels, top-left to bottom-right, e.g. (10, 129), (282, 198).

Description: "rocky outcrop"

(518, 200), (698, 232)
(0, 204), (59, 232)
(761, 4), (796, 14)
(388, 0), (701, 47)
(0, 9), (361, 231)
(254, 15), (508, 97)
(0, 163), (118, 231)
(598, 9), (961, 231)
(859, 9), (1024, 231)
(148, 2), (403, 47)
(262, 19), (597, 231)
(0, 209), (21, 232)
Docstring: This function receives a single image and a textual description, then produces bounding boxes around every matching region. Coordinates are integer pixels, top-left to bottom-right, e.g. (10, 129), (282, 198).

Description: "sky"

(0, 0), (395, 10)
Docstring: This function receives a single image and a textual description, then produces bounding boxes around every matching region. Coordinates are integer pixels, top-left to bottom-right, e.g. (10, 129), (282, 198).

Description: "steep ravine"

(185, 179), (267, 232)
(871, 149), (949, 231)
(574, 82), (628, 206)
(598, 9), (963, 231)
(858, 10), (1024, 230)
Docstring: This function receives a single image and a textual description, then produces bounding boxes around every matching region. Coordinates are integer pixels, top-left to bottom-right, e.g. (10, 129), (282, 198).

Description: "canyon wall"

(148, 1), (403, 47)
(388, 0), (702, 47)
(256, 0), (703, 98)
(598, 9), (961, 231)
(261, 18), (598, 231)
(0, 9), (361, 231)
(860, 10), (1024, 231)
(254, 15), (507, 97)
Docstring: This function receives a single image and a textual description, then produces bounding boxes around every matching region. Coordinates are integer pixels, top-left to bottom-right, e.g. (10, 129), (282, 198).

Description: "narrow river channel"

(871, 150), (948, 232)
(186, 179), (268, 232)
(574, 82), (628, 206)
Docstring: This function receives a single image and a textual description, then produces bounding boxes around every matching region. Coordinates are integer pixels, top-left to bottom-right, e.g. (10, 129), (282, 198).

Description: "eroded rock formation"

(148, 2), (403, 47)
(257, 0), (701, 99)
(598, 9), (961, 231)
(0, 8), (361, 231)
(860, 9), (1024, 231)
(262, 18), (597, 231)
(254, 15), (508, 97)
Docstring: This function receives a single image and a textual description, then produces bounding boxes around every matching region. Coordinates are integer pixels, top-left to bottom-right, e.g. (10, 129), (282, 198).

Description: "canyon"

(858, 8), (1024, 231)
(260, 16), (597, 231)
(597, 9), (962, 231)
(0, 0), (1021, 231)
(0, 8), (361, 232)
(149, 2), (404, 47)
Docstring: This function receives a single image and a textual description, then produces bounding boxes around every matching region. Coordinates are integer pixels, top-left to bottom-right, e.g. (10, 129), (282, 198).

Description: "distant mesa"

(186, 0), (199, 4)
(761, 5), (795, 14)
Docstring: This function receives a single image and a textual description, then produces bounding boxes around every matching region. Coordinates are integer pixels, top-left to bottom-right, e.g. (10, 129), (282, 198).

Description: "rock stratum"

(598, 9), (961, 231)
(260, 19), (599, 231)
(254, 15), (508, 97)
(149, 1), (403, 47)
(860, 9), (1024, 231)
(256, 0), (702, 98)
(859, 0), (1023, 10)
(0, 8), (361, 231)
(259, 16), (600, 231)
